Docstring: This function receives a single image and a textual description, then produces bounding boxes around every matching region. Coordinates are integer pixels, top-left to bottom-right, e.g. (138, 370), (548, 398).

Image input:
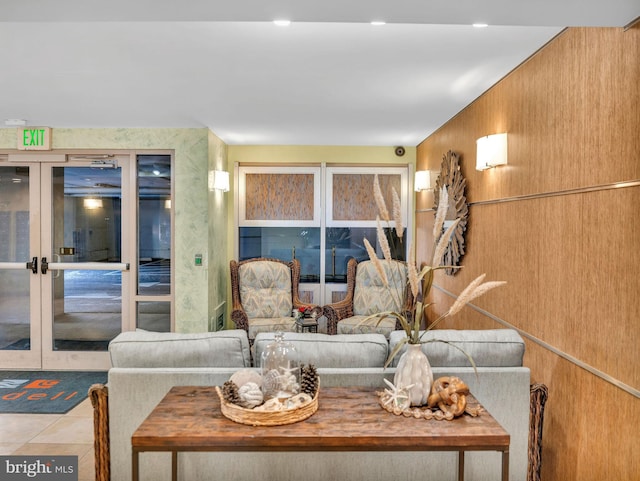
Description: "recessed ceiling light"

(273, 20), (291, 27)
(473, 23), (489, 28)
(371, 21), (386, 26)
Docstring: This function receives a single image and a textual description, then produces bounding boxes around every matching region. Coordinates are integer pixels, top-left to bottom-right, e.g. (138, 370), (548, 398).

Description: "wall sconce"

(476, 133), (508, 171)
(83, 198), (103, 209)
(208, 170), (230, 192)
(414, 170), (432, 192)
(164, 199), (171, 209)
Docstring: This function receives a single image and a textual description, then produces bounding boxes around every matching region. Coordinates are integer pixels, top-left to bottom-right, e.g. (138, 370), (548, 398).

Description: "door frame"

(0, 152), (133, 370)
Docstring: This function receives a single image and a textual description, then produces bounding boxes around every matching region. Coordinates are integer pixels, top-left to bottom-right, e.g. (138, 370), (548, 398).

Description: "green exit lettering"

(17, 126), (51, 150)
(23, 129), (45, 146)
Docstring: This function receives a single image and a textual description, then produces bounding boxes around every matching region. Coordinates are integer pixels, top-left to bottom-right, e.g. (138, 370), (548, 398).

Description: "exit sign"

(17, 127), (51, 151)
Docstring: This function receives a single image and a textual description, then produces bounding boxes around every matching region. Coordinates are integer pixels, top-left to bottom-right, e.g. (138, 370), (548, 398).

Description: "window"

(136, 154), (172, 331)
(236, 164), (410, 307)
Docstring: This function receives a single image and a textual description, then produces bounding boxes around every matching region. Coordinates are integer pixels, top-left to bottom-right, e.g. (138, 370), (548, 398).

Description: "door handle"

(52, 254), (61, 278)
(26, 256), (38, 274)
(41, 257), (48, 275)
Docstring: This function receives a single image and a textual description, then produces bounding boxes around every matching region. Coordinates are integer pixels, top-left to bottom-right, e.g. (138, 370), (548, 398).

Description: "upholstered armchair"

(323, 257), (413, 336)
(230, 258), (320, 341)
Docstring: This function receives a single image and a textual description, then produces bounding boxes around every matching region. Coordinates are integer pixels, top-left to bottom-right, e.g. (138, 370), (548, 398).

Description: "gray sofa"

(104, 328), (530, 481)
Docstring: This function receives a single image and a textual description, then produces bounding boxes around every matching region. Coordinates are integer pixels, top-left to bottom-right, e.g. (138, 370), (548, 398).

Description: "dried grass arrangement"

(364, 175), (507, 367)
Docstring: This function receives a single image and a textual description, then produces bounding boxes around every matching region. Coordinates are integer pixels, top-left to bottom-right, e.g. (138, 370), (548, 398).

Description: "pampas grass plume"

(447, 274), (507, 317)
(433, 186), (449, 239)
(376, 216), (392, 262)
(432, 218), (460, 267)
(407, 243), (419, 299)
(364, 238), (388, 286)
(373, 174), (390, 222)
(392, 188), (403, 239)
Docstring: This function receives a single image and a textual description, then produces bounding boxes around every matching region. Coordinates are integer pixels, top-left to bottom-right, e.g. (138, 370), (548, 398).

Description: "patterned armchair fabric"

(230, 258), (318, 340)
(323, 258), (412, 337)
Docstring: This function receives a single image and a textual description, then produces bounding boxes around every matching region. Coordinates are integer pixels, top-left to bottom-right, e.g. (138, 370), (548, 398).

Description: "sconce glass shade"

(208, 170), (230, 192)
(83, 198), (103, 209)
(476, 133), (508, 170)
(414, 170), (431, 192)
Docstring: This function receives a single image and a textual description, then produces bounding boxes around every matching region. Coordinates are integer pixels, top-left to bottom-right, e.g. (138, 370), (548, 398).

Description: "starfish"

(381, 378), (414, 410)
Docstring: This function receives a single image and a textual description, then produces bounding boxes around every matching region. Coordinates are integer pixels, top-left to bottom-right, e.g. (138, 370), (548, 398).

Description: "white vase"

(394, 343), (433, 407)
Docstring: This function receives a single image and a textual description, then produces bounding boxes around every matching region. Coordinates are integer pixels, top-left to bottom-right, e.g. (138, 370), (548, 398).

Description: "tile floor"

(0, 398), (95, 481)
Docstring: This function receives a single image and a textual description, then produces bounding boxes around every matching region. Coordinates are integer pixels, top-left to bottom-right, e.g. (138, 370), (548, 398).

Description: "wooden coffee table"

(131, 385), (510, 481)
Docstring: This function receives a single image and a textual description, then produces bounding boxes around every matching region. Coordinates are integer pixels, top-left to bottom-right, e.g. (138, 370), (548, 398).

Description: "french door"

(0, 154), (131, 370)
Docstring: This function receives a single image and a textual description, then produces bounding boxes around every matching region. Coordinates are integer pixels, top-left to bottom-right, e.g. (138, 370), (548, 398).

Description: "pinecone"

(222, 380), (241, 405)
(300, 364), (319, 396)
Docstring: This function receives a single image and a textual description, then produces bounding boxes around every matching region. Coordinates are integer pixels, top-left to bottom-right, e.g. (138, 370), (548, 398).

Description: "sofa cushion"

(109, 329), (251, 368)
(337, 315), (396, 338)
(239, 261), (292, 319)
(388, 329), (525, 368)
(253, 332), (388, 368)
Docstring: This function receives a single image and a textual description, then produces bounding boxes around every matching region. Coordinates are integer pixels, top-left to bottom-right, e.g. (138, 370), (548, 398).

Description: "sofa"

(98, 328), (532, 481)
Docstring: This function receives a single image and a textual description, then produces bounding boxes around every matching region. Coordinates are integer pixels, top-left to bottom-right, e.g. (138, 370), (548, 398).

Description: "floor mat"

(0, 370), (107, 414)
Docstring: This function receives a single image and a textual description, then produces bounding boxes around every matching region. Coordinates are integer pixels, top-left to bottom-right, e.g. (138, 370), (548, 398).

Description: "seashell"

(284, 393), (312, 410)
(262, 369), (281, 394)
(230, 369), (262, 388)
(238, 382), (263, 409)
(253, 397), (284, 412)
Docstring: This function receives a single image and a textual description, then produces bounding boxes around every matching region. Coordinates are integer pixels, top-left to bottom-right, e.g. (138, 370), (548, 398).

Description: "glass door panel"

(40, 162), (129, 370)
(0, 164), (42, 368)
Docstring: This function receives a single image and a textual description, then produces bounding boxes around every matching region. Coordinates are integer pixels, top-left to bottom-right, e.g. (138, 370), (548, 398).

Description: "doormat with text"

(0, 371), (107, 414)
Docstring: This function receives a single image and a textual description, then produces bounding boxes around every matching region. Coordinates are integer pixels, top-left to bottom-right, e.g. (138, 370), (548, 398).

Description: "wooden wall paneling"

(245, 173), (314, 221)
(525, 340), (640, 481)
(582, 28), (640, 185)
(579, 186), (640, 388)
(416, 27), (640, 481)
(420, 28), (640, 208)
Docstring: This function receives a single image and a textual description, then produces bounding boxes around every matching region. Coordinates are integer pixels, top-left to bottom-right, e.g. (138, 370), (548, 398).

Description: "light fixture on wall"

(208, 170), (230, 192)
(164, 199), (171, 209)
(476, 133), (508, 170)
(414, 170), (432, 192)
(84, 198), (103, 209)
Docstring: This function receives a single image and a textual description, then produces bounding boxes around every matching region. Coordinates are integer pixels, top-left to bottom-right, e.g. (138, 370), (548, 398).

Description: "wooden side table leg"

(172, 451), (178, 481)
(132, 450), (139, 481)
(502, 449), (510, 481)
(458, 450), (465, 481)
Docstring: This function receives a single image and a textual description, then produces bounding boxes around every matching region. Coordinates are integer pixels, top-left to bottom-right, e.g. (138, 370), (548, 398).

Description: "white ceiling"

(1, 1), (638, 146)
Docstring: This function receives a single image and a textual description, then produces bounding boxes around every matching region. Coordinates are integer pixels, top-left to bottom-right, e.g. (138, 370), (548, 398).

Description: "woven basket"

(215, 384), (319, 426)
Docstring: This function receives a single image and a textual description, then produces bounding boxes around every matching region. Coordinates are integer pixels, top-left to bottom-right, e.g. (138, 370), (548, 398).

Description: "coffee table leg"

(458, 450), (464, 481)
(502, 449), (509, 481)
(132, 450), (139, 481)
(172, 452), (178, 481)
